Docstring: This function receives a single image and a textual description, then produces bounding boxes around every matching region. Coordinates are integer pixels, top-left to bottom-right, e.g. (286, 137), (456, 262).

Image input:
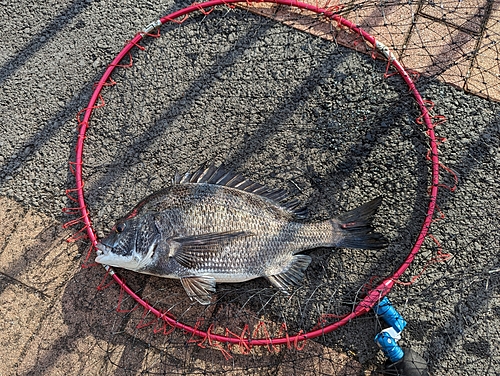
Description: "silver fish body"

(96, 165), (387, 304)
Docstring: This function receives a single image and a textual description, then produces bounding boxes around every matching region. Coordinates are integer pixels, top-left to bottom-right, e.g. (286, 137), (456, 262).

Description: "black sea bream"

(95, 165), (387, 304)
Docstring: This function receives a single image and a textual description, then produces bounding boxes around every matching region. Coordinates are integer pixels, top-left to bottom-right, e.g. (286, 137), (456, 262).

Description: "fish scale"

(95, 165), (387, 305)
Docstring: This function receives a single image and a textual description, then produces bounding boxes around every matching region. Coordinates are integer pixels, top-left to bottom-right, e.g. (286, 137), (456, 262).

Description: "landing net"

(64, 1), (465, 374)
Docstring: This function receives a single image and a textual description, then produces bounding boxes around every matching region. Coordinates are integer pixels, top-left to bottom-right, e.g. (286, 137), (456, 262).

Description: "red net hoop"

(66, 0), (447, 353)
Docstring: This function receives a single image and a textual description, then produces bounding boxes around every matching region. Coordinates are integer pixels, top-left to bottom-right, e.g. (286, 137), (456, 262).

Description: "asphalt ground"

(0, 1), (499, 375)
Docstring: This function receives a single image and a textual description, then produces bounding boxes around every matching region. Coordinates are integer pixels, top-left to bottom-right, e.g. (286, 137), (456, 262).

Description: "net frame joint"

(142, 19), (162, 35)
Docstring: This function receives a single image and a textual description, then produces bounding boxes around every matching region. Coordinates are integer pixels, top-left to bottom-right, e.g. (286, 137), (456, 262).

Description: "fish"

(95, 165), (387, 305)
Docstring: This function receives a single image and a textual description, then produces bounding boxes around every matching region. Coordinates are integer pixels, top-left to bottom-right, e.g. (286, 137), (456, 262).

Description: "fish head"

(95, 214), (160, 271)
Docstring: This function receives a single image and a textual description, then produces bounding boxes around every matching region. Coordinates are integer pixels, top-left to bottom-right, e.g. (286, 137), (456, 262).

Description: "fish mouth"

(94, 242), (141, 270)
(95, 242), (111, 263)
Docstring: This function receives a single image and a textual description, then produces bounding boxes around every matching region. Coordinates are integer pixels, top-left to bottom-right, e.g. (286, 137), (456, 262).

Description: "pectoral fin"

(266, 255), (312, 294)
(171, 231), (253, 268)
(180, 275), (216, 305)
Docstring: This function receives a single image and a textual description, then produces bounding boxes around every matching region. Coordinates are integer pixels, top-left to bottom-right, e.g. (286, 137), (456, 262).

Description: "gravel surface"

(0, 0), (498, 375)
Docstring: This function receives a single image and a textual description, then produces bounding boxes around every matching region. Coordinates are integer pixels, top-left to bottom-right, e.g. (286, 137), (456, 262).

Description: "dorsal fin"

(173, 164), (308, 219)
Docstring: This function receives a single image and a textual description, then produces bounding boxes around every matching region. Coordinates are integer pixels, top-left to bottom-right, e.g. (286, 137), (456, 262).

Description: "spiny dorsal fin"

(174, 164), (308, 219)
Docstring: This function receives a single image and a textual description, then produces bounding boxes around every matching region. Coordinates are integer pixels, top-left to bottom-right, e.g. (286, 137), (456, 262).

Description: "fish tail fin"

(336, 197), (388, 250)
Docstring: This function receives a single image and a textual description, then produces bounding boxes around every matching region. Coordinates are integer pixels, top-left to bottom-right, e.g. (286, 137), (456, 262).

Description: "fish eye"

(116, 223), (126, 233)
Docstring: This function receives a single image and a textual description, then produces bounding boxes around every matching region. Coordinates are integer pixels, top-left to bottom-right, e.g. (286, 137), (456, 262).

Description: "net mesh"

(62, 1), (500, 375)
(246, 0), (500, 102)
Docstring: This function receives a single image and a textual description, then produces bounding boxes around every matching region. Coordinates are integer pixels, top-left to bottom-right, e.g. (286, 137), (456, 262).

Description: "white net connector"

(375, 40), (396, 62)
(142, 20), (162, 35)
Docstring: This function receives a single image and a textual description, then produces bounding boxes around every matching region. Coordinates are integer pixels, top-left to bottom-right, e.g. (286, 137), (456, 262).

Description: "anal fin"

(180, 275), (216, 305)
(266, 255), (312, 294)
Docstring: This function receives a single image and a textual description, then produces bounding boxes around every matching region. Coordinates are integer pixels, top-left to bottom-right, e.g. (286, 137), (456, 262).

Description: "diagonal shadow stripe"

(0, 0), (91, 86)
(423, 108), (500, 371)
(0, 0), (96, 188)
(0, 84), (93, 186)
(82, 16), (276, 207)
